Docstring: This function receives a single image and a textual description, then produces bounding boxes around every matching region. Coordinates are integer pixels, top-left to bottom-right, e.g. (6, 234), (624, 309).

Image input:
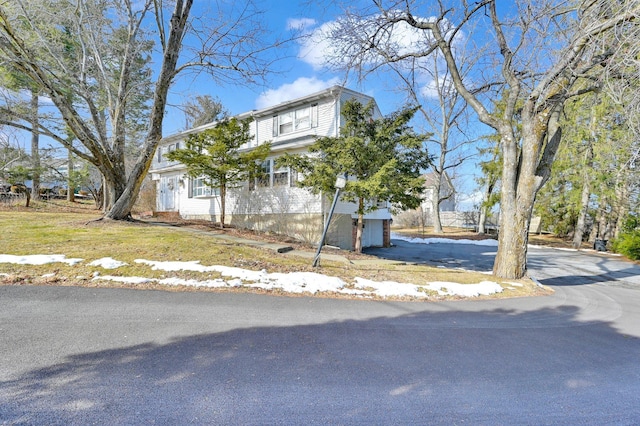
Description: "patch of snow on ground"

(354, 277), (503, 298)
(391, 233), (498, 247)
(135, 259), (213, 272)
(158, 277), (234, 288)
(89, 257), (128, 269)
(3, 254), (504, 299)
(253, 271), (348, 294)
(425, 281), (503, 297)
(354, 278), (430, 298)
(94, 275), (154, 284)
(0, 254), (84, 265)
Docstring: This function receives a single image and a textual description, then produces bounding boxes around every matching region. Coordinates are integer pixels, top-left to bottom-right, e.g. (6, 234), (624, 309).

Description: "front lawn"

(0, 201), (548, 300)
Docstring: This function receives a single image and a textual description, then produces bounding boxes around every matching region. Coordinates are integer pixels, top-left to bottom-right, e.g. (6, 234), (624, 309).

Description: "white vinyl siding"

(151, 87), (390, 250)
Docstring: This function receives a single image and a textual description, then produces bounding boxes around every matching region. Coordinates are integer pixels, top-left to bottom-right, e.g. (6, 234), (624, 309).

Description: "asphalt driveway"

(1, 238), (639, 424)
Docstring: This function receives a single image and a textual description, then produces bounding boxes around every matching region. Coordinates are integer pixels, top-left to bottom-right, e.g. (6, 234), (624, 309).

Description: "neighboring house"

(150, 86), (392, 250)
(392, 171), (462, 228)
(420, 171), (456, 217)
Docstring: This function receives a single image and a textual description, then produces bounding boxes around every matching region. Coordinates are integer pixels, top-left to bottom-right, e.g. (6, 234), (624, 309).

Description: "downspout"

(328, 91), (341, 230)
(334, 89), (341, 137)
(253, 112), (258, 148)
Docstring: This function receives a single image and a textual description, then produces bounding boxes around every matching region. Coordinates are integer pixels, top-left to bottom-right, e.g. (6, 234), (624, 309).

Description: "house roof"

(245, 85), (374, 117)
(422, 171), (453, 189)
(160, 85), (378, 143)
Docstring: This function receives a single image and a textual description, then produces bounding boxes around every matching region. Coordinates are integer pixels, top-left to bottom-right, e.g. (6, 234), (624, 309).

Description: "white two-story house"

(150, 86), (392, 250)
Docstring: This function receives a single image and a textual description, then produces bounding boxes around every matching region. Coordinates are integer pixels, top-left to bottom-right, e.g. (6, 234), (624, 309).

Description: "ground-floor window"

(189, 177), (220, 198)
(251, 158), (295, 189)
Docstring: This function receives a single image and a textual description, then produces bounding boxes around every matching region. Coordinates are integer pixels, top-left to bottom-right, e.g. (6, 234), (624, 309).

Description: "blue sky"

(162, 1), (489, 208)
(163, 1), (400, 135)
(7, 1), (490, 207)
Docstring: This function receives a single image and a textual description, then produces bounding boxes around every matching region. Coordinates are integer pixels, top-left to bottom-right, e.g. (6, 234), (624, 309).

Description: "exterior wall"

(150, 86), (391, 250)
(258, 99), (340, 149)
(421, 172), (456, 212)
(327, 214), (354, 249)
(406, 210), (485, 229)
(156, 172), (182, 212)
(438, 195), (456, 212)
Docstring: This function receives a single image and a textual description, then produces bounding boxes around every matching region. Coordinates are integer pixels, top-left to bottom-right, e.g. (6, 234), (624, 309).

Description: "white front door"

(159, 176), (177, 211)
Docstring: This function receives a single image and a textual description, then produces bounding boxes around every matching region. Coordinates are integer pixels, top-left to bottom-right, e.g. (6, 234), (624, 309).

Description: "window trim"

(272, 104), (318, 136)
(189, 176), (220, 198)
(250, 158), (295, 190)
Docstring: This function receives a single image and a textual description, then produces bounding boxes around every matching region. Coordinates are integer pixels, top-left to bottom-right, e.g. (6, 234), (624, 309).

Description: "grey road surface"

(1, 241), (639, 424)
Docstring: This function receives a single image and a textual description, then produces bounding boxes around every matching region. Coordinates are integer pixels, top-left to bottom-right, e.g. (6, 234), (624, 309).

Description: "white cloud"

(286, 18), (316, 31)
(255, 76), (341, 109)
(297, 21), (337, 70)
(297, 16), (436, 70)
(296, 14), (467, 99)
(456, 190), (485, 211)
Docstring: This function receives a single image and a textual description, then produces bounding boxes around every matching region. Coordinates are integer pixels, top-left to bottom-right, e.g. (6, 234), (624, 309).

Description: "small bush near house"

(612, 215), (640, 261)
(393, 209), (422, 228)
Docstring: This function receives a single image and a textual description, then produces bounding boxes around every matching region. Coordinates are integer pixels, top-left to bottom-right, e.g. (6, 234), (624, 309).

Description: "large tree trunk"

(494, 198), (533, 278)
(102, 169), (127, 214)
(103, 169), (139, 219)
(477, 180), (495, 235)
(573, 139), (594, 248)
(104, 0), (193, 220)
(572, 179), (591, 249)
(431, 173), (443, 233)
(493, 108), (559, 279)
(354, 198), (365, 253)
(67, 148), (75, 202)
(493, 119), (527, 278)
(30, 89), (40, 201)
(219, 184), (226, 229)
(493, 102), (563, 279)
(493, 162), (537, 279)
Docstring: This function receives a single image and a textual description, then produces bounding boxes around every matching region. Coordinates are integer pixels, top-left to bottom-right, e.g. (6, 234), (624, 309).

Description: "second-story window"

(158, 142), (181, 163)
(272, 104), (318, 136)
(279, 111), (293, 134)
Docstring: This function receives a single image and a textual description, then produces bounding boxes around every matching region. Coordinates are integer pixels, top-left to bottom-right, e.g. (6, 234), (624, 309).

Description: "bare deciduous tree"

(320, 6), (477, 234)
(323, 0), (640, 278)
(0, 0), (284, 220)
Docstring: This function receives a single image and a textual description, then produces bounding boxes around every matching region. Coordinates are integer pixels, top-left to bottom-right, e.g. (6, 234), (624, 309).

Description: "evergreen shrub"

(612, 215), (640, 260)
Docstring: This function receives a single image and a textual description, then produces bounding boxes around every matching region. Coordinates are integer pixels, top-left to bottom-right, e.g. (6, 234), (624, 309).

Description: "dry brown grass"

(392, 226), (585, 249)
(0, 201), (550, 300)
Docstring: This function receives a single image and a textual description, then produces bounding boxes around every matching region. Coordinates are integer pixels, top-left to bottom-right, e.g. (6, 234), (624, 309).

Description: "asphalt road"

(1, 241), (639, 425)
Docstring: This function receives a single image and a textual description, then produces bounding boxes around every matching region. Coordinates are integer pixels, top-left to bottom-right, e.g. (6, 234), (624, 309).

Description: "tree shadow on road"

(528, 253), (640, 287)
(1, 300), (639, 424)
